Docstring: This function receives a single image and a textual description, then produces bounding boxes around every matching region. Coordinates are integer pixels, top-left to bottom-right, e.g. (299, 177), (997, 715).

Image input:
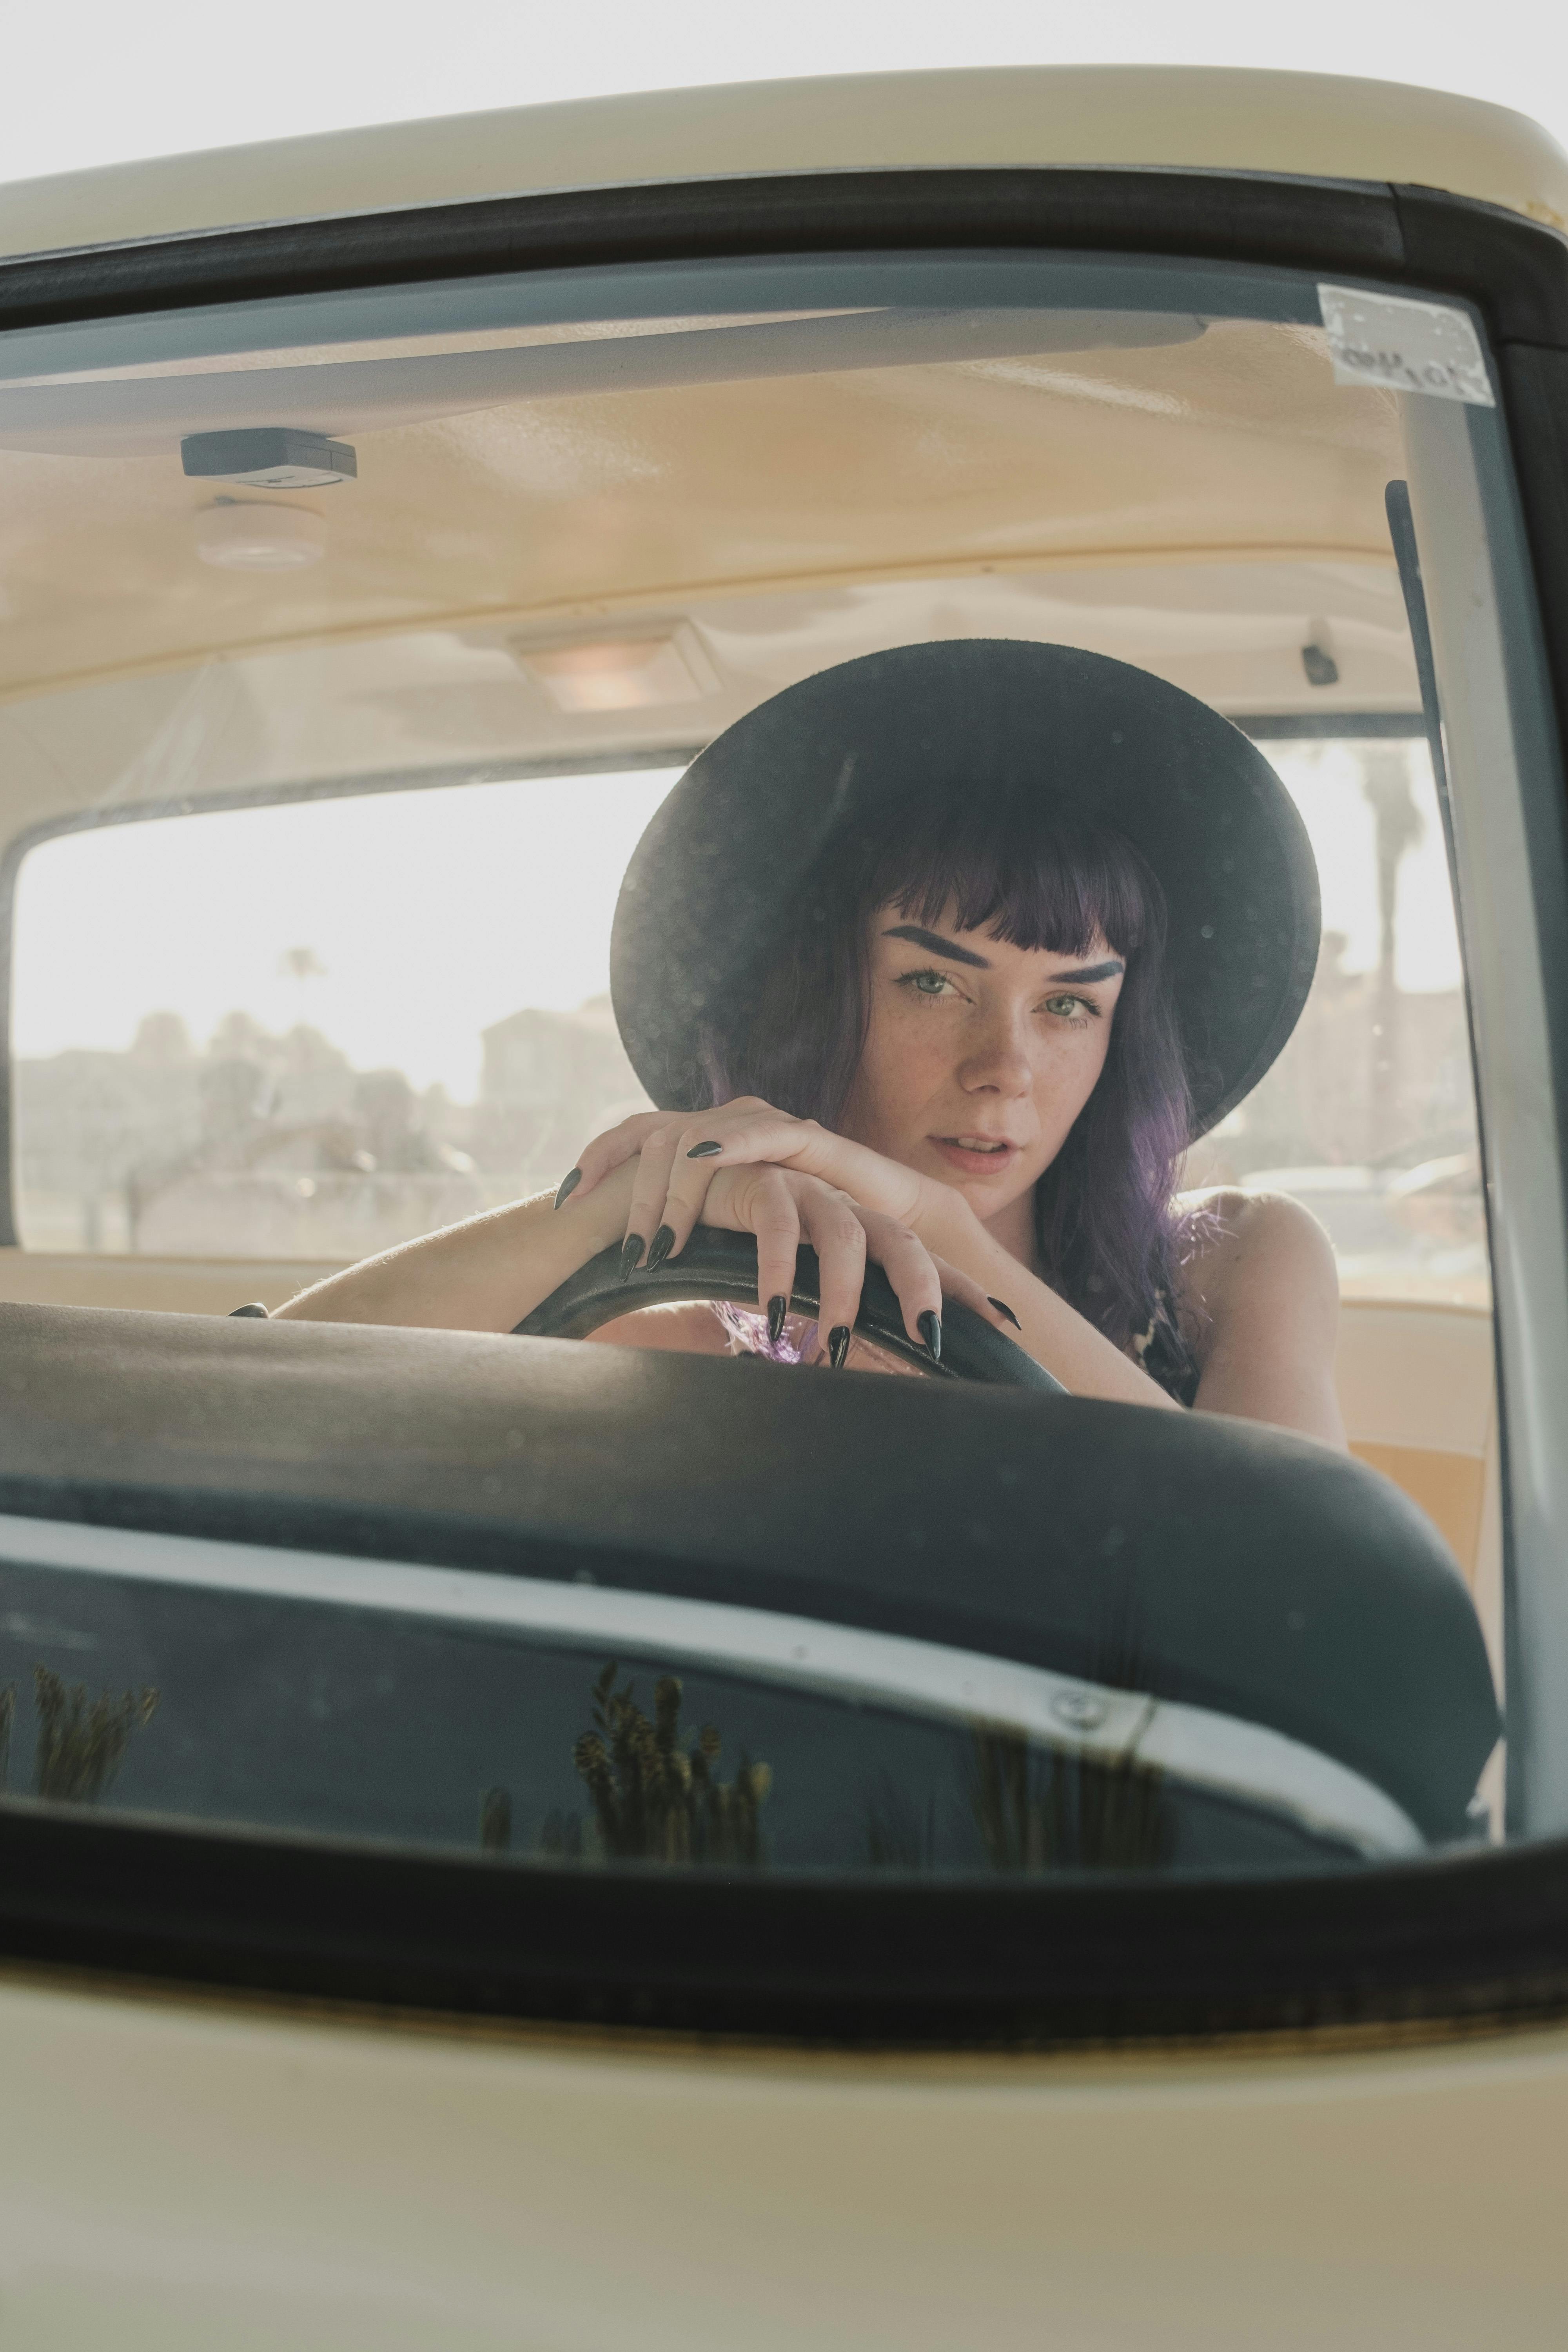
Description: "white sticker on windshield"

(1318, 284), (1495, 407)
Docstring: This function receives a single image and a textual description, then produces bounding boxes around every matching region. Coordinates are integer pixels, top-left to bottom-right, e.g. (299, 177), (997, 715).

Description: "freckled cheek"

(854, 1012), (951, 1143)
(1031, 1030), (1112, 1141)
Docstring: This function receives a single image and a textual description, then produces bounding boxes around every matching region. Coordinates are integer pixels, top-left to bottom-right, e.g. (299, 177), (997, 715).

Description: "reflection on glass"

(0, 1666), (160, 1804)
(0, 1574), (1379, 1876)
(567, 1665), (772, 1867)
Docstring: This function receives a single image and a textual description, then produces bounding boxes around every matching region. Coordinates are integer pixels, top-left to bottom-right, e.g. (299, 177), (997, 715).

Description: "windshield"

(0, 247), (1555, 1901)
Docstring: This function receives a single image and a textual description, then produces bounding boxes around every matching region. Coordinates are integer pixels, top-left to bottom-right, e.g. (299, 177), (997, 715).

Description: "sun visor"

(0, 309), (1205, 457)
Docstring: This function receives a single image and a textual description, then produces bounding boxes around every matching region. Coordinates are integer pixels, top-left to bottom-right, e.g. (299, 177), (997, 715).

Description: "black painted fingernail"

(687, 1140), (723, 1158)
(918, 1310), (942, 1363)
(619, 1234), (645, 1282)
(554, 1167), (583, 1210)
(646, 1225), (675, 1272)
(767, 1294), (789, 1344)
(988, 1296), (1022, 1332)
(828, 1325), (851, 1370)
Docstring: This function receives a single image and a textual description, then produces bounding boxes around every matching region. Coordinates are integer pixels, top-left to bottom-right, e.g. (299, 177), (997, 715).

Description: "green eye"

(1045, 993), (1086, 1018)
(909, 970), (951, 996)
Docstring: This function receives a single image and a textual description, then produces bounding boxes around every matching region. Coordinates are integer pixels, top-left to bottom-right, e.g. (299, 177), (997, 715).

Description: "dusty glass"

(0, 251), (1550, 1876)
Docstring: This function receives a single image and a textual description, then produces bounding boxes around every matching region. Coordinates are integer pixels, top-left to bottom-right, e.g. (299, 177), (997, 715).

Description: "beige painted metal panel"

(0, 1246), (329, 1318)
(1337, 1305), (1495, 1577)
(0, 1973), (1565, 2347)
(2, 68), (1566, 268)
(1336, 1299), (1493, 1456)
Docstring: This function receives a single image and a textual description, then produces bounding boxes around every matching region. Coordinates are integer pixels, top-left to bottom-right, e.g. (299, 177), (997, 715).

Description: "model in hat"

(278, 642), (1344, 1446)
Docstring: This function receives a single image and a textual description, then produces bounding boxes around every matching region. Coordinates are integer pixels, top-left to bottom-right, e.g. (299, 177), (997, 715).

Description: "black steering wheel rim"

(514, 1228), (1065, 1390)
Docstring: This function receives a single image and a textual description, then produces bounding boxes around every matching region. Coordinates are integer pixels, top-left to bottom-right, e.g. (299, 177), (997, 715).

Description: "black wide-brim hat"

(611, 640), (1320, 1137)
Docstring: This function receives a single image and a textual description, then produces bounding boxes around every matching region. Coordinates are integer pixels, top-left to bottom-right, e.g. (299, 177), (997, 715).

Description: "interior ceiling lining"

(0, 542), (1405, 717)
(0, 316), (1408, 708)
(0, 553), (1419, 837)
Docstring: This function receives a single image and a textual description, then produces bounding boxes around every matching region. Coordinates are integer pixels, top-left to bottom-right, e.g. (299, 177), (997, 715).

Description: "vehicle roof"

(2, 65), (1567, 266)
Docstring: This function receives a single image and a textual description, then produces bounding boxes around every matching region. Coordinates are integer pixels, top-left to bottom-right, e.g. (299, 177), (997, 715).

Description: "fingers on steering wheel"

(749, 1171), (804, 1320)
(624, 1123), (684, 1265)
(859, 1210), (944, 1348)
(654, 1119), (746, 1252)
(798, 1185), (868, 1354)
(927, 1254), (1015, 1329)
(568, 1110), (667, 1203)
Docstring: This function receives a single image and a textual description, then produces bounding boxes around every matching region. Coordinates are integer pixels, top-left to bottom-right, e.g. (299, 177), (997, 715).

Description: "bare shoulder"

(1172, 1186), (1345, 1445)
(1174, 1187), (1340, 1350)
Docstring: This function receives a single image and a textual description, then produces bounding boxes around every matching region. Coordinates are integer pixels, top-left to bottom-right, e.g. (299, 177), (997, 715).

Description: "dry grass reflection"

(0, 1667), (161, 1804)
(967, 1724), (1172, 1872)
(564, 1663), (771, 1866)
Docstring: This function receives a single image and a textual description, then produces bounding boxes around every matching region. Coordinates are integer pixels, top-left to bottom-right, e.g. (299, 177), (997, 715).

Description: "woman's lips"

(930, 1136), (1022, 1178)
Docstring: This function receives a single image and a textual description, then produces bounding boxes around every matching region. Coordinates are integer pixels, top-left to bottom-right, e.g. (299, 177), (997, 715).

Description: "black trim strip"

(1395, 184), (1568, 349)
(1384, 486), (1451, 798)
(1, 1796), (1566, 2044)
(0, 167), (1404, 333)
(3, 170), (1563, 350)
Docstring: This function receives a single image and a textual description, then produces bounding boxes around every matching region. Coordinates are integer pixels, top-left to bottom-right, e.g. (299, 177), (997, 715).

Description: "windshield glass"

(0, 250), (1554, 1891)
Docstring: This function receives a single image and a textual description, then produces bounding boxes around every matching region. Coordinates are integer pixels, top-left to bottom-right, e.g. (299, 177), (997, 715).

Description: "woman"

(276, 641), (1344, 1447)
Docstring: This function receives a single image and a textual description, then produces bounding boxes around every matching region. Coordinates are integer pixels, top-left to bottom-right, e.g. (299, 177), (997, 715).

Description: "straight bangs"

(861, 794), (1160, 967)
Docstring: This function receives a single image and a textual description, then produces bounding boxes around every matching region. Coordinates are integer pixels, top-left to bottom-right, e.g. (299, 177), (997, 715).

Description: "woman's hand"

(633, 1160), (1010, 1364)
(560, 1098), (945, 1261)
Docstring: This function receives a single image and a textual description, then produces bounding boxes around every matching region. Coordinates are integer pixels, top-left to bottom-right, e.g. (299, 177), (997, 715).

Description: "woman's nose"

(958, 1017), (1034, 1096)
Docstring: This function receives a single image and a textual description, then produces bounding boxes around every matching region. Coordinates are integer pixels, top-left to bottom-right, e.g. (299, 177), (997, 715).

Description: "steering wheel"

(513, 1227), (1065, 1391)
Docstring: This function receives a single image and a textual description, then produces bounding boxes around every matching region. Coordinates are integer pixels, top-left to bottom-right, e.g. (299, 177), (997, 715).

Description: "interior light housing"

(515, 622), (719, 712)
(182, 429), (358, 488)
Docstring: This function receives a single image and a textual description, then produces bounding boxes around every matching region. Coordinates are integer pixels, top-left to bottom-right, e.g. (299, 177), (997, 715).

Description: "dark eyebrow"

(1048, 958), (1125, 985)
(882, 923), (991, 969)
(883, 927), (1126, 987)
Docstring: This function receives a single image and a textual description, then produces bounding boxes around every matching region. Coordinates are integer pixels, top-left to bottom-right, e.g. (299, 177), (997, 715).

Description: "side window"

(11, 732), (1482, 1308)
(1185, 731), (1485, 1307)
(11, 770), (673, 1259)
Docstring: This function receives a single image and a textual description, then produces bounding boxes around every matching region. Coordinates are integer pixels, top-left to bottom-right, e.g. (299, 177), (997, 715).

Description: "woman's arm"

(274, 1162), (639, 1330)
(273, 1156), (990, 1354)
(920, 1182), (1347, 1439)
(897, 1180), (1183, 1410)
(1177, 1189), (1347, 1448)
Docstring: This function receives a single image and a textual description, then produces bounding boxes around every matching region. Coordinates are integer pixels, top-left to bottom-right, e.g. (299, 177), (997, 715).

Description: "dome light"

(516, 622), (718, 711)
(195, 502), (326, 571)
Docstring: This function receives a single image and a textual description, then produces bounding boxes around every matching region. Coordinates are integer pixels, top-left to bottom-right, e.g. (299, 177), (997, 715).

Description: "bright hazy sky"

(2, 2), (1565, 189)
(13, 745), (1460, 1101)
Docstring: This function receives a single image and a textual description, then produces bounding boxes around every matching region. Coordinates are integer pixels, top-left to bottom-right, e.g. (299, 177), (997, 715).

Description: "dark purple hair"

(698, 779), (1200, 1370)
